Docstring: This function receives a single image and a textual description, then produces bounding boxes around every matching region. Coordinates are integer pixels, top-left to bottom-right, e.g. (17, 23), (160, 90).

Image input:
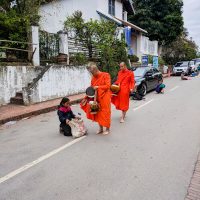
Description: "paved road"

(0, 76), (200, 200)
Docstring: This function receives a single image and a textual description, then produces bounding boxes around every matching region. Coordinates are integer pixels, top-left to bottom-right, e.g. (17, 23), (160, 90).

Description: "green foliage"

(162, 29), (198, 65)
(0, 0), (43, 45)
(128, 55), (139, 62)
(148, 55), (165, 66)
(64, 11), (129, 79)
(148, 55), (153, 64)
(70, 53), (87, 66)
(0, 10), (29, 44)
(158, 57), (165, 66)
(129, 0), (184, 45)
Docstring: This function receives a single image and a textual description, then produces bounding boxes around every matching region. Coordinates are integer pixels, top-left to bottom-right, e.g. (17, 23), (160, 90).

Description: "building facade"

(39, 0), (158, 62)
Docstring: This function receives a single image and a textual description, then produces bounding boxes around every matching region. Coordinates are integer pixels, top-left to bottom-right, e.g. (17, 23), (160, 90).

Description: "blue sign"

(153, 56), (159, 69)
(124, 27), (134, 55)
(142, 55), (148, 66)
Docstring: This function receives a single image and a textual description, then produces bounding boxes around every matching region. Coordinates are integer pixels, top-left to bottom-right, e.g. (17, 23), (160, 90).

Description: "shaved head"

(87, 62), (100, 76)
(119, 62), (127, 71)
(119, 62), (126, 67)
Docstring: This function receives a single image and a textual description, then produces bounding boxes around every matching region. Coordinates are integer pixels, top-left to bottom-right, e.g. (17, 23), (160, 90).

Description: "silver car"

(173, 61), (190, 75)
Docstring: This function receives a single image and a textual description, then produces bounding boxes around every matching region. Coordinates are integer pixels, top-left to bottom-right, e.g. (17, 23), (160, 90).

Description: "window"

(108, 0), (115, 16)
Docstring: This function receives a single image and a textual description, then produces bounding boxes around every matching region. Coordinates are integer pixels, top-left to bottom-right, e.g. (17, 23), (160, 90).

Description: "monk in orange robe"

(112, 62), (135, 123)
(81, 62), (111, 135)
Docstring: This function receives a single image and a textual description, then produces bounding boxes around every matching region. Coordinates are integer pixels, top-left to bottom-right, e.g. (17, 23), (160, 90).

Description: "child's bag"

(68, 118), (87, 138)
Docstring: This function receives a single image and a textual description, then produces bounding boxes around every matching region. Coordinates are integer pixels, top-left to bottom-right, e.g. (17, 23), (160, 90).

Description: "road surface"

(0, 76), (200, 200)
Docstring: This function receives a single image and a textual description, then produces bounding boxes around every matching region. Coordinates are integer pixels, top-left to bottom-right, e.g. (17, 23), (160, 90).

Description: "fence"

(0, 39), (36, 62)
(39, 31), (59, 62)
(39, 31), (100, 64)
(68, 37), (100, 59)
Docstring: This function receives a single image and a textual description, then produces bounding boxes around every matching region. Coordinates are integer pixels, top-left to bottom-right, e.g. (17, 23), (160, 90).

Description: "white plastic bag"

(68, 119), (87, 138)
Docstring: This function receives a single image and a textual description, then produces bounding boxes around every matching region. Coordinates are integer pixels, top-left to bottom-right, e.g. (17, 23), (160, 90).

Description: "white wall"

(40, 0), (124, 33)
(97, 0), (123, 19)
(97, 0), (108, 14)
(136, 32), (142, 61)
(0, 66), (40, 105)
(141, 36), (158, 56)
(0, 65), (90, 105)
(40, 0), (98, 33)
(23, 66), (90, 104)
(135, 35), (158, 61)
(115, 0), (123, 19)
(131, 34), (137, 56)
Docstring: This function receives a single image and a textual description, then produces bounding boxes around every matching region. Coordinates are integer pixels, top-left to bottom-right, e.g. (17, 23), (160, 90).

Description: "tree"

(0, 0), (51, 42)
(129, 0), (184, 46)
(161, 29), (198, 64)
(64, 11), (128, 78)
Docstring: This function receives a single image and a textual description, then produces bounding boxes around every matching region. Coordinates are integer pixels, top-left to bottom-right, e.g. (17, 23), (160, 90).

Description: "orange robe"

(81, 72), (111, 128)
(112, 69), (134, 111)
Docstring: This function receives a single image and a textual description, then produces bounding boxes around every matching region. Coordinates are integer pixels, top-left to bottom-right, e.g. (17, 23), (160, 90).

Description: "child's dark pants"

(60, 123), (72, 136)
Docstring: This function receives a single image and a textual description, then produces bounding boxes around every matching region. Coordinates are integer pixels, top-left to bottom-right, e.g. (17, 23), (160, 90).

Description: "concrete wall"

(23, 65), (90, 105)
(39, 0), (124, 33)
(40, 0), (98, 33)
(0, 66), (41, 105)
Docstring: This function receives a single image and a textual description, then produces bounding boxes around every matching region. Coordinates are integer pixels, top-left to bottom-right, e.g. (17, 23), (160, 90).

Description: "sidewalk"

(0, 93), (85, 125)
(0, 73), (171, 125)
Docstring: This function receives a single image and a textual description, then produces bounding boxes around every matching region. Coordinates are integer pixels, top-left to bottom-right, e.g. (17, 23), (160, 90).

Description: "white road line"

(0, 136), (86, 184)
(170, 86), (180, 92)
(133, 99), (154, 111)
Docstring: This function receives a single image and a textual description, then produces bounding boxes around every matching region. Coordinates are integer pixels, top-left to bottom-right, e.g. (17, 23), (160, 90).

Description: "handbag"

(68, 118), (87, 138)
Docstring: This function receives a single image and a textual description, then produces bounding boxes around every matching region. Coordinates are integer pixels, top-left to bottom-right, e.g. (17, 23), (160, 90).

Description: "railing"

(0, 39), (37, 62)
(39, 30), (100, 64)
(141, 36), (158, 56)
(68, 37), (100, 59)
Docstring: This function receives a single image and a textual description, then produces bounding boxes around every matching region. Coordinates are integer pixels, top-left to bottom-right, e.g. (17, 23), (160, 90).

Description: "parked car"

(189, 60), (197, 72)
(172, 61), (193, 75)
(173, 61), (188, 75)
(192, 58), (200, 71)
(131, 67), (163, 96)
(198, 64), (200, 71)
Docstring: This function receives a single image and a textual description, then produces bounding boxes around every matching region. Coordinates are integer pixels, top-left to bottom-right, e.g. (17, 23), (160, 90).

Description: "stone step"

(10, 96), (24, 105)
(16, 92), (23, 98)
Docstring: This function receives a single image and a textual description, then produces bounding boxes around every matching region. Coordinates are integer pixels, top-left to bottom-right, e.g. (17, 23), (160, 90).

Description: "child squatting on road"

(155, 79), (166, 94)
(57, 97), (87, 138)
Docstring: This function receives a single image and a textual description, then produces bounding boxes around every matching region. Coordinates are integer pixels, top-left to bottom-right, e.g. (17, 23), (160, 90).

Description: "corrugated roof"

(114, 17), (147, 34)
(96, 10), (122, 25)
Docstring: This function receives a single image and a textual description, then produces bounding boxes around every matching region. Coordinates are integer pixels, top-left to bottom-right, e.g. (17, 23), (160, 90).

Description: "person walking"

(111, 62), (135, 123)
(81, 62), (111, 135)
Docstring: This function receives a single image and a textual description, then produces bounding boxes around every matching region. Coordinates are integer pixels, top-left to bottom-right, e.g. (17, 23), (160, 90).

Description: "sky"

(183, 0), (200, 50)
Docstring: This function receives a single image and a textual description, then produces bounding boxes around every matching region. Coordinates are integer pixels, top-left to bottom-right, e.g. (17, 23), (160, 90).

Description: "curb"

(0, 98), (82, 125)
(0, 74), (172, 126)
(185, 152), (200, 200)
(163, 73), (172, 78)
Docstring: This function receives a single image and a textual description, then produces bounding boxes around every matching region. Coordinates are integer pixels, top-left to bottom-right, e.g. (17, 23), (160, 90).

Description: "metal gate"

(39, 31), (59, 62)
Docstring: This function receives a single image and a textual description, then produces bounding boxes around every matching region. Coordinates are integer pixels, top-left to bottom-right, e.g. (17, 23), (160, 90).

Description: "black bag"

(130, 92), (144, 101)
